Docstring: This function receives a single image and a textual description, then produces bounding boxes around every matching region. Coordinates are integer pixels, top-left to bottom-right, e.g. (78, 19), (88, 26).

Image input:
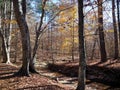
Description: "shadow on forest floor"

(48, 61), (120, 88)
(0, 64), (18, 80)
(17, 85), (65, 90)
(0, 63), (72, 90)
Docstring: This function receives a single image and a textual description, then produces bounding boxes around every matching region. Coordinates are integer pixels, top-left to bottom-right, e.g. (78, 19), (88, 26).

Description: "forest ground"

(0, 63), (74, 90)
(0, 58), (120, 90)
(48, 59), (120, 90)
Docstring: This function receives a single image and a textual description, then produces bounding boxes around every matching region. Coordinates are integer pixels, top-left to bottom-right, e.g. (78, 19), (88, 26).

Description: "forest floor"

(0, 63), (73, 90)
(0, 59), (120, 90)
(47, 59), (120, 90)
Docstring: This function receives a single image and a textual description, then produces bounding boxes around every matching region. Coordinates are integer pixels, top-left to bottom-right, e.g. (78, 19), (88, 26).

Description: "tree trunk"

(90, 29), (98, 60)
(112, 0), (119, 59)
(76, 0), (86, 90)
(117, 0), (120, 49)
(98, 0), (107, 62)
(30, 0), (47, 70)
(29, 35), (39, 73)
(0, 0), (12, 64)
(13, 0), (31, 76)
(0, 37), (2, 62)
(1, 35), (8, 63)
(6, 0), (13, 64)
(14, 32), (18, 63)
(71, 19), (75, 61)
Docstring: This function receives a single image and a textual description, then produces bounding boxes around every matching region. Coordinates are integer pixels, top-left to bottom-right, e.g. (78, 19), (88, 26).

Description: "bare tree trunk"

(6, 0), (13, 64)
(29, 34), (39, 73)
(112, 0), (119, 59)
(76, 0), (86, 90)
(0, 37), (2, 62)
(13, 0), (31, 76)
(2, 0), (7, 63)
(14, 32), (19, 63)
(91, 38), (97, 60)
(90, 29), (98, 60)
(30, 0), (47, 72)
(71, 19), (75, 61)
(117, 0), (120, 50)
(50, 24), (54, 62)
(0, 49), (1, 62)
(1, 35), (8, 63)
(0, 0), (12, 64)
(98, 0), (107, 62)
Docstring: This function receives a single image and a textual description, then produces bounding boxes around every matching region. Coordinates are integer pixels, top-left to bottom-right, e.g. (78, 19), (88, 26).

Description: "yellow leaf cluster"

(57, 6), (77, 24)
(74, 37), (78, 43)
(106, 29), (114, 33)
(61, 37), (78, 50)
(2, 19), (17, 24)
(10, 20), (17, 24)
(58, 17), (66, 23)
(59, 27), (66, 32)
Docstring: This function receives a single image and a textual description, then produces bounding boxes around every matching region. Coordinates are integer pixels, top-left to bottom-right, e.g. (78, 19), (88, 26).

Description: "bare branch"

(37, 0), (47, 35)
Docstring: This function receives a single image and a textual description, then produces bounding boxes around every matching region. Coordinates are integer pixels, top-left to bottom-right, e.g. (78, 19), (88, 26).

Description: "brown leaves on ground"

(0, 63), (73, 90)
(48, 59), (120, 89)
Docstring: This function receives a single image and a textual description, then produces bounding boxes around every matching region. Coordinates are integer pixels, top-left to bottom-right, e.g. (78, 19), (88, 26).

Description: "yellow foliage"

(61, 38), (71, 51)
(74, 37), (78, 43)
(106, 29), (114, 33)
(57, 6), (77, 24)
(61, 37), (78, 51)
(10, 20), (17, 24)
(59, 27), (66, 32)
(2, 19), (17, 24)
(58, 17), (66, 23)
(57, 5), (78, 53)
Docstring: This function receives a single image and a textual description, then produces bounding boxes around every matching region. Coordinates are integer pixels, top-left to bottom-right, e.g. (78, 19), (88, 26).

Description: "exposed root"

(29, 65), (39, 74)
(14, 68), (30, 77)
(6, 61), (12, 65)
(29, 67), (39, 74)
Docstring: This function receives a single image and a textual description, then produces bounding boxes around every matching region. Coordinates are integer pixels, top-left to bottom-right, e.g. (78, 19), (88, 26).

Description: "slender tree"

(117, 0), (120, 45)
(0, 0), (12, 64)
(76, 0), (86, 90)
(29, 0), (47, 73)
(98, 0), (107, 62)
(13, 0), (47, 76)
(112, 0), (119, 59)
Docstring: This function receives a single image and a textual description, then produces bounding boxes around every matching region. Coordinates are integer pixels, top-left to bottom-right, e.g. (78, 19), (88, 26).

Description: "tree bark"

(30, 0), (47, 71)
(6, 0), (13, 64)
(112, 0), (119, 59)
(13, 0), (31, 76)
(98, 0), (107, 62)
(117, 0), (120, 49)
(76, 0), (86, 90)
(0, 0), (12, 64)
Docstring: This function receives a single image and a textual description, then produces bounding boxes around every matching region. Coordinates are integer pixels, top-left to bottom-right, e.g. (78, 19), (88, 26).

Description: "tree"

(0, 0), (13, 64)
(13, 0), (32, 76)
(13, 0), (47, 76)
(30, 0), (47, 73)
(98, 0), (107, 62)
(112, 0), (119, 59)
(76, 0), (86, 90)
(117, 0), (120, 45)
